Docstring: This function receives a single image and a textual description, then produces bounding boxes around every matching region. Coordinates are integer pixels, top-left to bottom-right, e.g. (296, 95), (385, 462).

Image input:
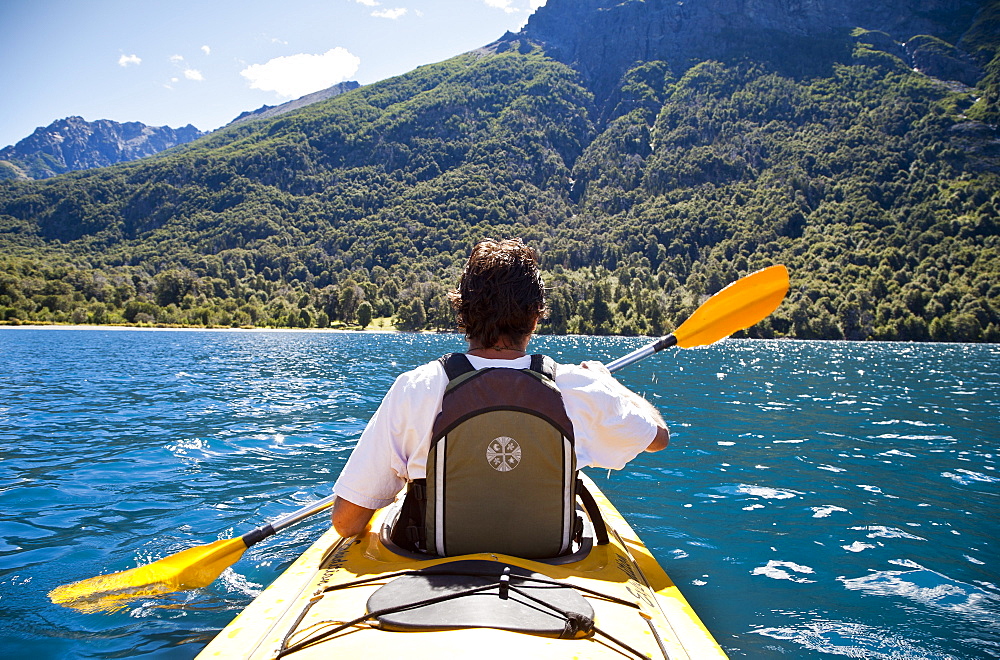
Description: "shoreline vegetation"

(0, 249), (997, 342)
(1, 280), (997, 341)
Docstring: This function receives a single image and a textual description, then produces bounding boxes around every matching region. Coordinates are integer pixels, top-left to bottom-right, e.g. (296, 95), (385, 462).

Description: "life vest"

(395, 353), (580, 559)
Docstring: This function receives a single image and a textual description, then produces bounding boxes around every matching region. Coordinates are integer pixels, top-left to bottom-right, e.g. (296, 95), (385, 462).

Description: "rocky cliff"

(0, 117), (205, 180)
(512, 0), (987, 106)
(226, 81), (361, 128)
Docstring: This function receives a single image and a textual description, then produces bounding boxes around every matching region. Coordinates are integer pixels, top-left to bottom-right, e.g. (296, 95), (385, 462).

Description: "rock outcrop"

(907, 34), (983, 86)
(226, 81), (361, 128)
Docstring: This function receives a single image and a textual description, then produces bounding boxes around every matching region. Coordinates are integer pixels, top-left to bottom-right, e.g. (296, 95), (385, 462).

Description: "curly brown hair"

(448, 238), (547, 348)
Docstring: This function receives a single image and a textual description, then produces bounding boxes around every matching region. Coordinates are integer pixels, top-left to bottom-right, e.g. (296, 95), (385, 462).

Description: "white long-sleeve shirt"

(334, 354), (660, 510)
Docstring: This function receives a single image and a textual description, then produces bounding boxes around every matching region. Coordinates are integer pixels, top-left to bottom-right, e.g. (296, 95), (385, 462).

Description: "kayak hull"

(197, 474), (727, 659)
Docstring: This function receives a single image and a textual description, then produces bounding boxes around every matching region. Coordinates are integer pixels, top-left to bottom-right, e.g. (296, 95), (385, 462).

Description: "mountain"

(0, 83), (362, 182)
(0, 0), (997, 342)
(0, 116), (205, 181)
(226, 81), (361, 128)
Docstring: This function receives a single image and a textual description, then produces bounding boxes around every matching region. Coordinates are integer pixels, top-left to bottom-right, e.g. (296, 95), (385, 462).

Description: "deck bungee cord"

(275, 565), (666, 660)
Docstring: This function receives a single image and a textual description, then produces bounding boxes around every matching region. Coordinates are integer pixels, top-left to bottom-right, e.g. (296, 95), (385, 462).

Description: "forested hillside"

(0, 0), (997, 341)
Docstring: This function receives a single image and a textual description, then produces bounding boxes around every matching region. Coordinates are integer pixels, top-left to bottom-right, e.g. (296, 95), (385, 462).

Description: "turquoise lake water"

(0, 328), (997, 658)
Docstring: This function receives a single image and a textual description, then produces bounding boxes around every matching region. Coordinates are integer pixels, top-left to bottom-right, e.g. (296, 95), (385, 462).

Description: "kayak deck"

(198, 475), (727, 659)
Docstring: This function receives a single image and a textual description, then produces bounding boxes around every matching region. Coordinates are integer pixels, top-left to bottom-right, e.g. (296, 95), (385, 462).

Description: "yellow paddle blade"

(673, 264), (790, 348)
(49, 536), (249, 613)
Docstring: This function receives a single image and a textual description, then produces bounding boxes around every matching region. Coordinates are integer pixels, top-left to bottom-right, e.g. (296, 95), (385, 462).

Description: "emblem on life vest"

(486, 436), (521, 472)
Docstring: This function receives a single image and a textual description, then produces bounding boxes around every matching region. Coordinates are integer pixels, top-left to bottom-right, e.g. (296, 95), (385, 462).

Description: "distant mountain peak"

(0, 117), (205, 181)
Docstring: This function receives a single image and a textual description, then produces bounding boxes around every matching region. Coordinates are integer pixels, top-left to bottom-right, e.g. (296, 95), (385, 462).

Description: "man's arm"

(581, 360), (669, 453)
(331, 497), (377, 537)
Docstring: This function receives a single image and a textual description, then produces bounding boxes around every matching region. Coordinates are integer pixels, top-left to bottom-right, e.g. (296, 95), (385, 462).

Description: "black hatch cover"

(366, 560), (595, 638)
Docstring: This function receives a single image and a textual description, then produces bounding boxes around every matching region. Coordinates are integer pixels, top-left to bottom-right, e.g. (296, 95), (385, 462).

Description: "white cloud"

(482, 0), (545, 13)
(485, 0), (516, 12)
(169, 54), (185, 63)
(201, 45), (211, 56)
(184, 68), (204, 81)
(354, 0), (380, 5)
(372, 7), (406, 18)
(240, 47), (361, 98)
(118, 53), (141, 67)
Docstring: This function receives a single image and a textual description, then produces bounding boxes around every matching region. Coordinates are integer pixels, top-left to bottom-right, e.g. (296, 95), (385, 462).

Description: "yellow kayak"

(197, 473), (727, 659)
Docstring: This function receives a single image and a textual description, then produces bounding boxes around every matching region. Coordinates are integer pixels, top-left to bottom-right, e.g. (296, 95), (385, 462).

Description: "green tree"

(397, 298), (427, 331)
(338, 279), (362, 323)
(357, 301), (373, 329)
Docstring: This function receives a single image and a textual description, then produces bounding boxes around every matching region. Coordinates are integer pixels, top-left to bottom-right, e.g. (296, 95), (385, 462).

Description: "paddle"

(606, 264), (789, 373)
(49, 493), (337, 613)
(49, 263), (788, 612)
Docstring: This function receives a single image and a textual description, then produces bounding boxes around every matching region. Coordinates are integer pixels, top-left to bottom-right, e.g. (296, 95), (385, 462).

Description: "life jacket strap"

(575, 478), (609, 546)
(390, 479), (428, 552)
(439, 352), (475, 380)
(438, 352), (558, 382)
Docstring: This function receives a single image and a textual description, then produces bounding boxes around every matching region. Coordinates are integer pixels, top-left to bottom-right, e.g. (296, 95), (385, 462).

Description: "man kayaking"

(331, 238), (668, 557)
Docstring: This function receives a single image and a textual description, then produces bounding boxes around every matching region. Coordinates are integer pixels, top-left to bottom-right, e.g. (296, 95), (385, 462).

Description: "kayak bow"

(197, 474), (727, 659)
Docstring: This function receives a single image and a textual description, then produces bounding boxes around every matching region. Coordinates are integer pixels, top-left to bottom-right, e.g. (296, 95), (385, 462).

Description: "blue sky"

(0, 0), (547, 149)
